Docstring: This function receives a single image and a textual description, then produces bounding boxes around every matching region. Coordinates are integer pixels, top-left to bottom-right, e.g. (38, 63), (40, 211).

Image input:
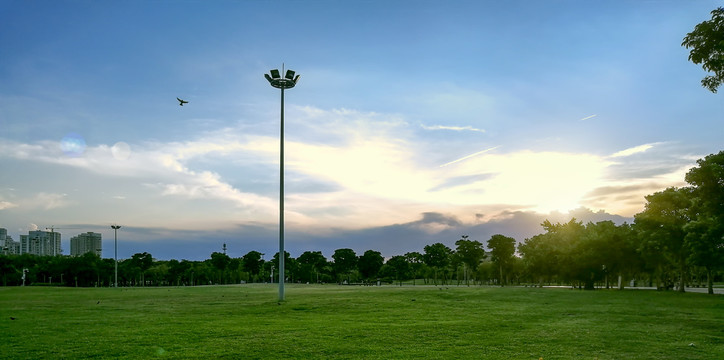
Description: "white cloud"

(610, 143), (660, 158)
(111, 142), (131, 160)
(24, 193), (71, 210)
(0, 201), (18, 210)
(0, 110), (696, 233)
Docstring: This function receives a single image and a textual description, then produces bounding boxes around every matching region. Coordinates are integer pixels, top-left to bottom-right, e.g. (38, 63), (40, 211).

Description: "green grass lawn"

(1, 285), (722, 359)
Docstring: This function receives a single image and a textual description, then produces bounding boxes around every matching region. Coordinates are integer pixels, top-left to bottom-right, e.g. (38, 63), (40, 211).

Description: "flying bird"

(177, 97), (189, 106)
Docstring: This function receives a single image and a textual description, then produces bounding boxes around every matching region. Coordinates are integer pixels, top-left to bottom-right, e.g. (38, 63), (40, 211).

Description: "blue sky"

(1, 1), (722, 260)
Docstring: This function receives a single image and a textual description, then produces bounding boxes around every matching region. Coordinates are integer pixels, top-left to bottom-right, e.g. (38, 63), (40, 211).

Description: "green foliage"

(130, 252), (153, 271)
(382, 255), (409, 283)
(1, 286), (722, 359)
(297, 251), (327, 283)
(209, 252), (230, 271)
(241, 250), (264, 279)
(684, 151), (724, 293)
(357, 250), (384, 281)
(422, 242), (452, 269)
(487, 234), (516, 286)
(454, 236), (486, 270)
(682, 7), (724, 92)
(635, 187), (693, 291)
(519, 219), (586, 286)
(272, 251), (295, 282)
(423, 242), (453, 285)
(331, 248), (357, 282)
(685, 216), (722, 291)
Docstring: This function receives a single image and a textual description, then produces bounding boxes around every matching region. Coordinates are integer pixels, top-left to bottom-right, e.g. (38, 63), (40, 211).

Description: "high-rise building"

(19, 230), (62, 256)
(70, 232), (102, 257)
(0, 228), (20, 255)
(4, 235), (20, 255)
(0, 227), (7, 248)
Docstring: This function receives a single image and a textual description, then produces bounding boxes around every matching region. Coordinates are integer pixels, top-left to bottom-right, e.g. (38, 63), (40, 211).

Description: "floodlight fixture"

(265, 68), (299, 89)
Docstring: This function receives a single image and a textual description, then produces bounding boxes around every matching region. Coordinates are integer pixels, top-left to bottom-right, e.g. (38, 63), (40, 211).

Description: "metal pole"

(112, 225), (120, 288)
(265, 67), (297, 301)
(279, 86), (285, 301)
(114, 228), (118, 287)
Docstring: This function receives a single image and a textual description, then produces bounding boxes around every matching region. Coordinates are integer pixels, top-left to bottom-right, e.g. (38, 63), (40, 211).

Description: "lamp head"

(265, 68), (299, 89)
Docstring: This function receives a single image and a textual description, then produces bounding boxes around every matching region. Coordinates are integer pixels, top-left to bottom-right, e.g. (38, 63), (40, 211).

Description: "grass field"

(1, 285), (722, 359)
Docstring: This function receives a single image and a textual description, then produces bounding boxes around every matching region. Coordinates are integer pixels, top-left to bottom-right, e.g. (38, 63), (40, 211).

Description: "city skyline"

(1, 1), (722, 260)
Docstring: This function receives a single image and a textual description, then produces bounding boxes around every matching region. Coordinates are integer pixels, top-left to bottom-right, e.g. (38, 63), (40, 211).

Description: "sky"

(1, 1), (722, 261)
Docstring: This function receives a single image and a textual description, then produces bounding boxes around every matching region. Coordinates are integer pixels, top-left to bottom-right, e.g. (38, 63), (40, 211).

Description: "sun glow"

(431, 151), (612, 214)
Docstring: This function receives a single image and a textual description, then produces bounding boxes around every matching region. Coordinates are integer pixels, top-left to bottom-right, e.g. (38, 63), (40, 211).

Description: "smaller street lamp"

(111, 225), (121, 287)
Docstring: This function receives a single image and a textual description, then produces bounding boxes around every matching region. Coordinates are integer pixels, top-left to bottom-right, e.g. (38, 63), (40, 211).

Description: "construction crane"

(45, 225), (83, 234)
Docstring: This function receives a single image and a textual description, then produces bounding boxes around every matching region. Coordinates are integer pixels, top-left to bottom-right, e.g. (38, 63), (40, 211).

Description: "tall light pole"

(111, 225), (121, 287)
(265, 66), (300, 301)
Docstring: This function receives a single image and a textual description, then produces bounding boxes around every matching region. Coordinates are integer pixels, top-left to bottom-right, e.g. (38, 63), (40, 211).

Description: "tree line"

(1, 151), (722, 294)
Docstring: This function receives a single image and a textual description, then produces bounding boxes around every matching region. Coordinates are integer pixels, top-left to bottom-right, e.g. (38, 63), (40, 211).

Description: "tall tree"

(518, 233), (556, 286)
(573, 222), (614, 290)
(423, 243), (452, 285)
(332, 248), (357, 283)
(684, 217), (723, 294)
(634, 187), (693, 292)
(242, 251), (264, 280)
(209, 252), (231, 284)
(486, 234), (516, 286)
(583, 221), (639, 289)
(297, 251), (327, 283)
(404, 251), (424, 285)
(684, 151), (724, 294)
(385, 255), (410, 286)
(455, 235), (486, 286)
(518, 219), (585, 287)
(358, 250), (384, 282)
(130, 252), (153, 286)
(272, 251), (294, 283)
(682, 7), (724, 93)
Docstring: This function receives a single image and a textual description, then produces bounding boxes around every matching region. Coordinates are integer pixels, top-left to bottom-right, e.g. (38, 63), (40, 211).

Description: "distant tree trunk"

(678, 257), (686, 293)
(584, 272), (595, 290)
(707, 268), (713, 295)
(499, 263), (504, 287)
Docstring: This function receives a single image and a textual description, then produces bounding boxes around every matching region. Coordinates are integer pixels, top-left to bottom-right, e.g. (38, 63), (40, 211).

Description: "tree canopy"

(487, 234), (516, 286)
(682, 7), (724, 92)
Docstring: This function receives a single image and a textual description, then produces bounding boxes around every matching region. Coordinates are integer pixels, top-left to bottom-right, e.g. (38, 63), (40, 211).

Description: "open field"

(1, 285), (722, 359)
